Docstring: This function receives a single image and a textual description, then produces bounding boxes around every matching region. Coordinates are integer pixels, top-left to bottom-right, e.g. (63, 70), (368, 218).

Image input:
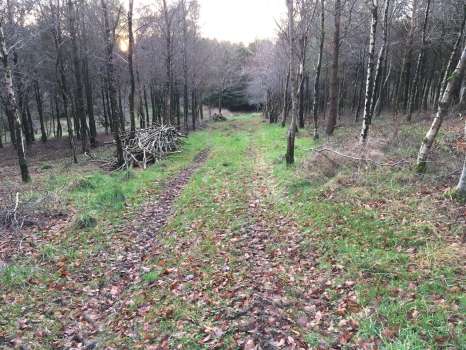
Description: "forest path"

(93, 117), (356, 349)
(60, 149), (211, 348)
(1, 116), (356, 350)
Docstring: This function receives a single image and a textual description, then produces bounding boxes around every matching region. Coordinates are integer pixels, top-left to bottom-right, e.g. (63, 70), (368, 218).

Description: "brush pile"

(120, 125), (185, 169)
(212, 113), (227, 122)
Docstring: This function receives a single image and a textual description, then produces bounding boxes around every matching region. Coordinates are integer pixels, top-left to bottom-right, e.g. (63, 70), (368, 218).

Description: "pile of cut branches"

(212, 113), (227, 122)
(120, 125), (185, 169)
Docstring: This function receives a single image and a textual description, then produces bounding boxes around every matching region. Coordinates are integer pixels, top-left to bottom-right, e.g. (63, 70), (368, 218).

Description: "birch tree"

(0, 20), (30, 182)
(359, 0), (378, 145)
(416, 45), (466, 173)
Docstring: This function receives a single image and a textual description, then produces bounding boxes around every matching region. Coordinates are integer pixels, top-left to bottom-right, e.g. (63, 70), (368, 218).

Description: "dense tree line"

(247, 0), (465, 195)
(0, 0), (249, 179)
(1, 0), (465, 196)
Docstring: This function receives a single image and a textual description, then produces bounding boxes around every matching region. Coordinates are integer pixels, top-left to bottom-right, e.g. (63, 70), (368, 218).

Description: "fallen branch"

(312, 147), (410, 167)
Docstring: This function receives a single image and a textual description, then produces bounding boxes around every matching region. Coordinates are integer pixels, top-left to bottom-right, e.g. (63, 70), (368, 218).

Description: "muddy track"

(62, 149), (210, 349)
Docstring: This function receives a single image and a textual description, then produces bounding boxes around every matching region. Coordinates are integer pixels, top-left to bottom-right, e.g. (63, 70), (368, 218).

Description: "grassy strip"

(254, 121), (464, 349)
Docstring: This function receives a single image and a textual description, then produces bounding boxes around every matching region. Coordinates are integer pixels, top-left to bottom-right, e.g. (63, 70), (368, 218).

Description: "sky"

(198, 0), (286, 44)
(134, 0), (286, 44)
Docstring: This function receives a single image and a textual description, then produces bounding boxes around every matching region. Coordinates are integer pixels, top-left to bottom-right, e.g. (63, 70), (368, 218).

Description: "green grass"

(1, 114), (463, 349)
(252, 120), (464, 349)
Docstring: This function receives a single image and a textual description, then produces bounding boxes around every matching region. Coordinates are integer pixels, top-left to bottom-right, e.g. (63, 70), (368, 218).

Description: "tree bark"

(181, 0), (189, 132)
(285, 0), (298, 165)
(33, 80), (47, 142)
(83, 57), (97, 146)
(455, 121), (466, 196)
(281, 64), (290, 127)
(416, 45), (466, 173)
(397, 0), (418, 114)
(101, 0), (124, 166)
(68, 0), (89, 153)
(0, 23), (30, 182)
(312, 0), (325, 139)
(407, 0), (431, 121)
(325, 0), (340, 136)
(162, 0), (173, 124)
(360, 0), (378, 145)
(52, 0), (77, 163)
(370, 0), (390, 117)
(128, 0), (136, 135)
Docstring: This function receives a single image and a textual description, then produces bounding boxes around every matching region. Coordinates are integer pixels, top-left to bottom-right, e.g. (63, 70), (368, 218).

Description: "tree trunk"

(455, 121), (466, 196)
(360, 0), (378, 145)
(33, 80), (47, 142)
(128, 0), (136, 135)
(416, 45), (466, 173)
(118, 87), (125, 131)
(397, 0), (418, 114)
(298, 74), (305, 129)
(439, 8), (465, 101)
(83, 57), (97, 146)
(181, 0), (189, 132)
(312, 0), (325, 139)
(162, 0), (173, 124)
(68, 0), (89, 153)
(326, 0), (340, 136)
(52, 0), (77, 163)
(144, 85), (150, 127)
(0, 23), (30, 182)
(285, 0), (298, 165)
(370, 0), (390, 117)
(407, 0), (431, 121)
(102, 0), (124, 167)
(281, 64), (290, 127)
(192, 88), (196, 130)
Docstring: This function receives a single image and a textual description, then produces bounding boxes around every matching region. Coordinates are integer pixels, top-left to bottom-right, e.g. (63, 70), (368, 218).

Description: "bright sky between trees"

(134, 0), (286, 44)
(198, 0), (286, 43)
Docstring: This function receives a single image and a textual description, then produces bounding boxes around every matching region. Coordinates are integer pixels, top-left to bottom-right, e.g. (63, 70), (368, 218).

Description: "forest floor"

(0, 114), (464, 349)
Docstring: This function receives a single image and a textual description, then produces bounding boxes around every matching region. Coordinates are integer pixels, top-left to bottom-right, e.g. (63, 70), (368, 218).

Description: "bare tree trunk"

(181, 0), (189, 132)
(370, 0), (390, 116)
(281, 64), (290, 127)
(83, 57), (97, 146)
(162, 0), (173, 124)
(397, 0), (418, 115)
(68, 0), (89, 153)
(325, 0), (340, 136)
(101, 0), (124, 166)
(455, 121), (466, 197)
(285, 0), (298, 165)
(144, 85), (149, 126)
(118, 87), (125, 131)
(127, 0), (136, 135)
(298, 74), (305, 129)
(360, 0), (378, 145)
(439, 8), (465, 101)
(192, 88), (196, 130)
(33, 80), (47, 142)
(312, 0), (325, 139)
(0, 23), (30, 182)
(407, 0), (431, 121)
(416, 45), (466, 173)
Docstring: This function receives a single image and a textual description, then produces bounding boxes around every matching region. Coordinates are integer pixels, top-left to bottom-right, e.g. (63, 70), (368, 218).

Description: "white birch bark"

(416, 45), (466, 173)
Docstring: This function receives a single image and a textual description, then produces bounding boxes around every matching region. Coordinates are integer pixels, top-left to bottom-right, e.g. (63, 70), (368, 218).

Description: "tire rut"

(62, 149), (210, 349)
